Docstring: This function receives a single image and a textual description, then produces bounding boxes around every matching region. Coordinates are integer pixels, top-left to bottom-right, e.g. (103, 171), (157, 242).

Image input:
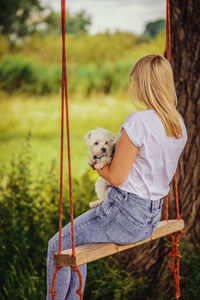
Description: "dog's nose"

(101, 147), (106, 153)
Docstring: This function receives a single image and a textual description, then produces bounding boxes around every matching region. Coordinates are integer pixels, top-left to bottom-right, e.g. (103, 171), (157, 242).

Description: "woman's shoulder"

(123, 109), (155, 124)
(124, 109), (188, 143)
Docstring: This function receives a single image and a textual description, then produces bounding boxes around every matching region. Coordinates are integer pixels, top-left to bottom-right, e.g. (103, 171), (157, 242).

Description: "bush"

(0, 135), (96, 299)
(0, 136), (58, 299)
(0, 55), (62, 95)
(0, 34), (10, 59)
(0, 55), (36, 92)
(0, 31), (166, 96)
(180, 243), (200, 299)
(0, 55), (133, 96)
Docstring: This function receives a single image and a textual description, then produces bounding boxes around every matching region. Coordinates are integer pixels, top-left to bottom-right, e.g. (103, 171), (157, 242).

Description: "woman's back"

(117, 109), (188, 200)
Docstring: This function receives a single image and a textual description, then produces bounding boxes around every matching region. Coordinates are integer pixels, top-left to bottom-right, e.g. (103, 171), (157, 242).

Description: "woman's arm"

(93, 128), (139, 187)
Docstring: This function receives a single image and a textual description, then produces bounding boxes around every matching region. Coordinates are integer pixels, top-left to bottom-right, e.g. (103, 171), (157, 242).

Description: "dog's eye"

(105, 141), (108, 145)
(94, 142), (99, 145)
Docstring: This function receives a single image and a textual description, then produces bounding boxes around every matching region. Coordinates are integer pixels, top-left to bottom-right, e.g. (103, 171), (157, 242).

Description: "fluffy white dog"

(85, 127), (115, 208)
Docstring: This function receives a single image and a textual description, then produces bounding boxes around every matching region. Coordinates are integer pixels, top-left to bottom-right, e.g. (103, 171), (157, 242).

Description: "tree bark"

(170, 0), (200, 246)
(116, 0), (200, 295)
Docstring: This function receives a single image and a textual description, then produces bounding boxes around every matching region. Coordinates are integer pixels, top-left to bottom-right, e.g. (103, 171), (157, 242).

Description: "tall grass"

(0, 95), (143, 176)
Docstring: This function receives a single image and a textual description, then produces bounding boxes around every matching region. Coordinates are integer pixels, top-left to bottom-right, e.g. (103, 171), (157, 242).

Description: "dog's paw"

(94, 162), (105, 170)
(89, 200), (102, 208)
(89, 201), (98, 208)
(88, 156), (95, 165)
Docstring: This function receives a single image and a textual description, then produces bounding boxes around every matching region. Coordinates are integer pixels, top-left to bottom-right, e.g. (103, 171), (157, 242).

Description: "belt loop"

(159, 198), (163, 209)
(150, 201), (153, 212)
(123, 191), (128, 202)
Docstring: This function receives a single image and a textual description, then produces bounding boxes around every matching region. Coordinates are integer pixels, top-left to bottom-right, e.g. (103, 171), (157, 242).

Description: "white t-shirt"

(116, 109), (188, 200)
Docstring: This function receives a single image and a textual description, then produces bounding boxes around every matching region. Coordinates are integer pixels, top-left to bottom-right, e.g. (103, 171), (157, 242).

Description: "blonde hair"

(129, 54), (183, 138)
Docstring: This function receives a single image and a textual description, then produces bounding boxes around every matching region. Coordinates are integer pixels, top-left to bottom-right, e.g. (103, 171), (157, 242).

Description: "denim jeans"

(46, 186), (164, 300)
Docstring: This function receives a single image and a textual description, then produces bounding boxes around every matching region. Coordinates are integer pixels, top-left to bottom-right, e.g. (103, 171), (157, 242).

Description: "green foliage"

(180, 243), (200, 299)
(44, 10), (92, 36)
(0, 34), (10, 58)
(0, 31), (166, 96)
(144, 19), (166, 39)
(20, 31), (144, 65)
(0, 96), (137, 177)
(74, 60), (134, 96)
(0, 55), (36, 92)
(0, 136), (96, 299)
(85, 255), (153, 300)
(0, 55), (62, 95)
(0, 0), (42, 40)
(0, 136), (159, 300)
(0, 0), (91, 42)
(0, 138), (199, 299)
(2, 259), (45, 299)
(0, 135), (58, 295)
(0, 54), (132, 96)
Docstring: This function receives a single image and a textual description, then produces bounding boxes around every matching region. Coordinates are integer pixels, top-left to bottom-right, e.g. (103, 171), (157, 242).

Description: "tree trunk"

(170, 0), (200, 246)
(116, 0), (200, 295)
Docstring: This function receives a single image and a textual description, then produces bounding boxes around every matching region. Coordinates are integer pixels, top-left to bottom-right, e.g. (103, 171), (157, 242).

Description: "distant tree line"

(0, 0), (165, 42)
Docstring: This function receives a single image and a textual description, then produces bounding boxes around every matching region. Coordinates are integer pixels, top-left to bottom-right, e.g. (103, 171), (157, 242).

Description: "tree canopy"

(0, 1), (92, 41)
(0, 0), (42, 39)
(44, 10), (92, 35)
(144, 19), (166, 38)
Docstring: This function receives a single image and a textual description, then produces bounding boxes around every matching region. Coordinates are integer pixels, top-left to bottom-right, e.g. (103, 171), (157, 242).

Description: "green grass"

(0, 93), (145, 177)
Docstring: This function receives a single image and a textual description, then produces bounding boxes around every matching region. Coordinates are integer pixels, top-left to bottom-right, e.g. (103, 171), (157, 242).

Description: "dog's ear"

(96, 127), (115, 142)
(108, 132), (115, 142)
(84, 130), (95, 148)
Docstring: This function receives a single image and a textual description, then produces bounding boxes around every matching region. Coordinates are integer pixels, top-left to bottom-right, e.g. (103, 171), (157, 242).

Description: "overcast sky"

(41, 0), (166, 35)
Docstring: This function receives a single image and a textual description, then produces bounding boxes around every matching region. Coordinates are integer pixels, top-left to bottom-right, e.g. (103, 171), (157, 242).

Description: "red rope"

(50, 1), (83, 299)
(166, 0), (171, 62)
(61, 0), (76, 256)
(174, 172), (180, 221)
(49, 267), (62, 300)
(72, 266), (84, 298)
(168, 232), (182, 299)
(166, 1), (182, 299)
(165, 194), (169, 221)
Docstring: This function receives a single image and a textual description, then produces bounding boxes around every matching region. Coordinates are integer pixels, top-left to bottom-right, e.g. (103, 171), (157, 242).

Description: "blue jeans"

(46, 186), (164, 299)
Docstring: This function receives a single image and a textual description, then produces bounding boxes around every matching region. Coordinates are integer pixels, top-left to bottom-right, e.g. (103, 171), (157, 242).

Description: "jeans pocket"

(104, 207), (145, 244)
(119, 207), (144, 228)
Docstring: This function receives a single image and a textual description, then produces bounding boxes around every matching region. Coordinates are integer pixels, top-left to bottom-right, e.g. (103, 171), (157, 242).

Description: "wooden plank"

(54, 219), (184, 267)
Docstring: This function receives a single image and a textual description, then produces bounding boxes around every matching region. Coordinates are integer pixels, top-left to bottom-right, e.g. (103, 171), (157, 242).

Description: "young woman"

(46, 54), (188, 299)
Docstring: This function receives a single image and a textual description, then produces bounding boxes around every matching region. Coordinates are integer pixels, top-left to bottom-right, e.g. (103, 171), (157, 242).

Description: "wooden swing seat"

(54, 219), (184, 267)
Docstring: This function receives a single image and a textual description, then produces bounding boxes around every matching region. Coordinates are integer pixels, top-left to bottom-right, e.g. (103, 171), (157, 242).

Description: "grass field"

(0, 93), (145, 178)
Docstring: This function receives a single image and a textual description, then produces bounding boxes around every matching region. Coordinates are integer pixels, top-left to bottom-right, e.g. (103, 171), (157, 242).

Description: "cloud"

(41, 0), (166, 34)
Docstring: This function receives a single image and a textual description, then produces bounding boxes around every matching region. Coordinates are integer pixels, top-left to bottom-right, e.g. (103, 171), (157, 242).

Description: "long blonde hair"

(129, 54), (183, 138)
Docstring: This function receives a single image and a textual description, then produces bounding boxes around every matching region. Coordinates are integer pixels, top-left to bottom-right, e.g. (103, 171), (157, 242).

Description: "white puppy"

(85, 127), (115, 208)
